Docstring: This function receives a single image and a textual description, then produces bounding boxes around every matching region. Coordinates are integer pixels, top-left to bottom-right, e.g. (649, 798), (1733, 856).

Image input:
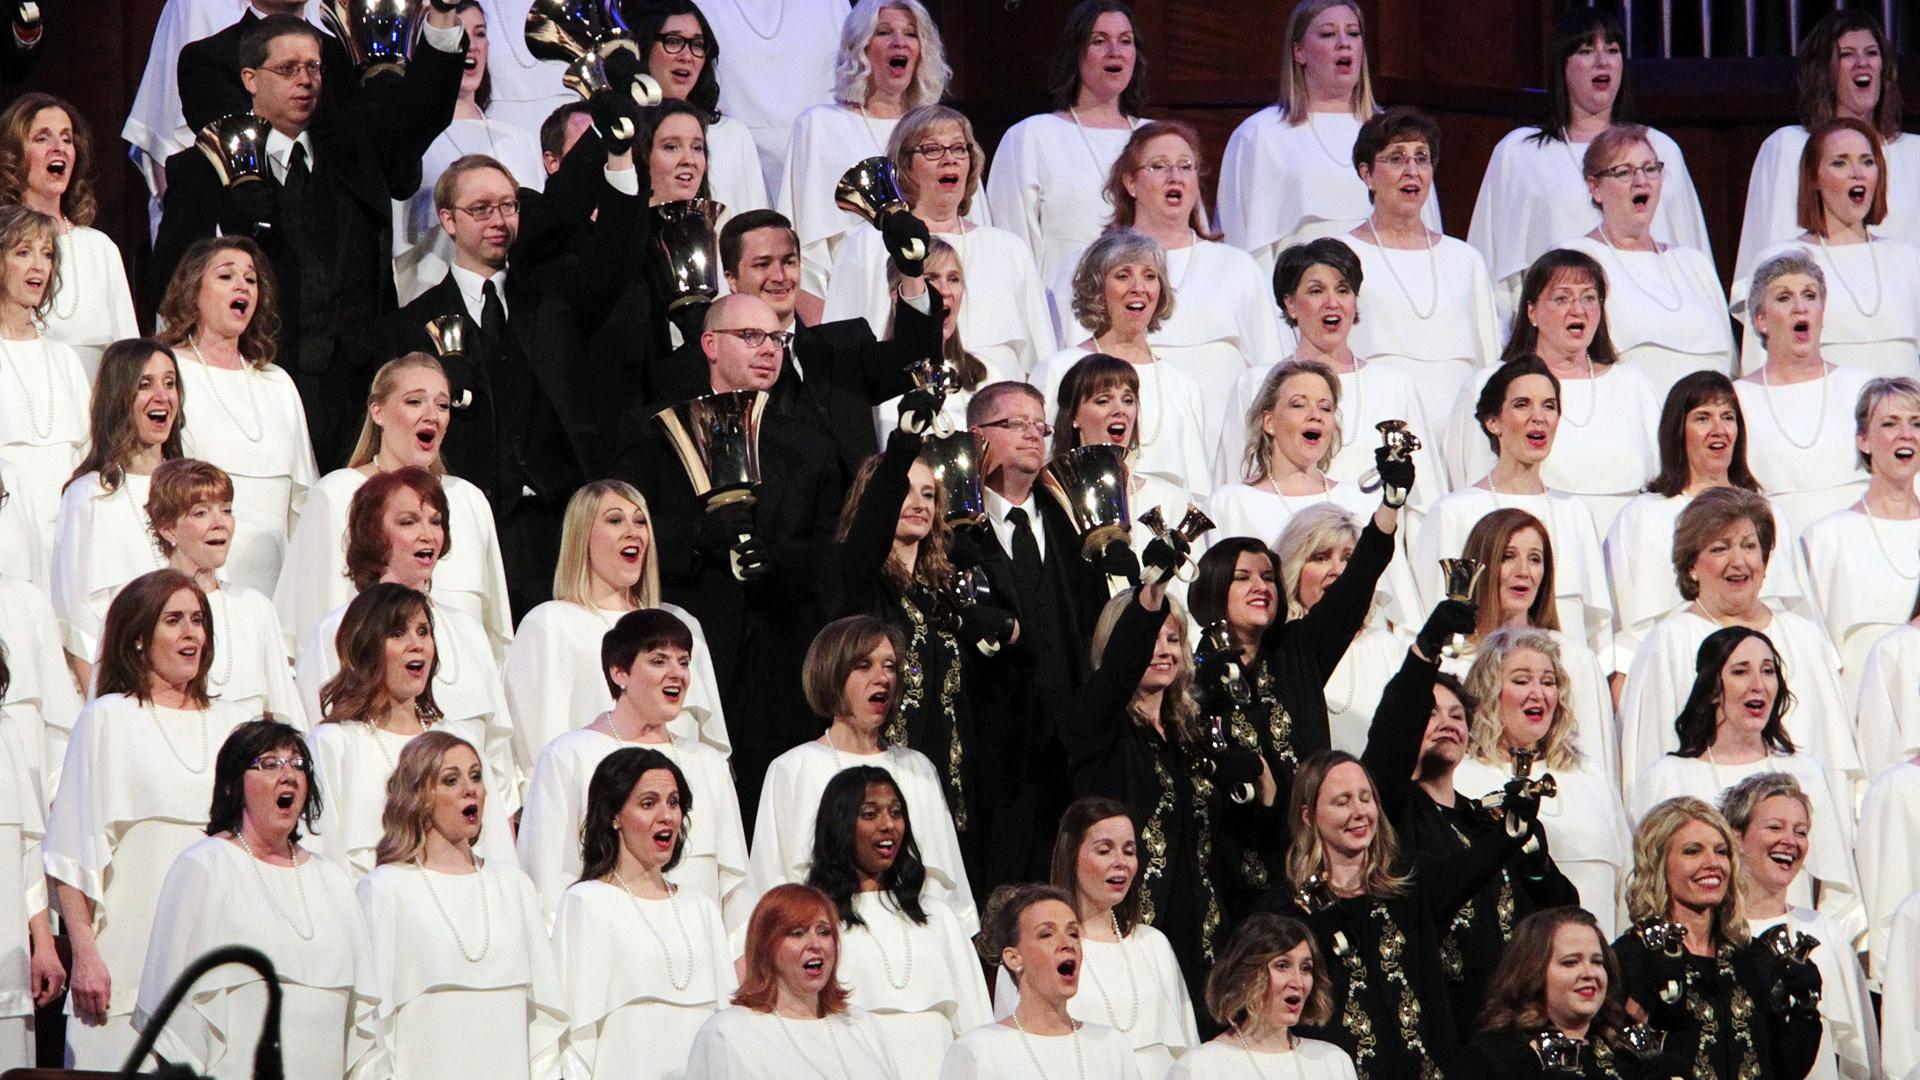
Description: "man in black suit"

(152, 12), (465, 471)
(176, 0), (355, 134)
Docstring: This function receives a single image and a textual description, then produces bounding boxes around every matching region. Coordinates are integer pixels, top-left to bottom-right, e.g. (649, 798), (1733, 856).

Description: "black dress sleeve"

(1360, 646), (1438, 821)
(1451, 1031), (1545, 1080)
(1265, 516), (1394, 679)
(1733, 942), (1823, 1080)
(832, 430), (919, 617)
(1058, 590), (1163, 777)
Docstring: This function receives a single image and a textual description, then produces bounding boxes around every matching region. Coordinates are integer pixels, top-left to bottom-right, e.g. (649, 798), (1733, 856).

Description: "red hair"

(1798, 118), (1890, 233)
(733, 885), (851, 1016)
(343, 467), (453, 592)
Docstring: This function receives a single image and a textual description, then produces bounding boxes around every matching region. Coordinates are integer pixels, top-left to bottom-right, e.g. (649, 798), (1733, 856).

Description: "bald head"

(702, 293), (784, 393)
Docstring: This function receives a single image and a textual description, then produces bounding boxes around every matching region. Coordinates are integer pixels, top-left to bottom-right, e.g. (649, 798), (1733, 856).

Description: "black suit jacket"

(177, 9), (358, 135)
(0, 21), (39, 85)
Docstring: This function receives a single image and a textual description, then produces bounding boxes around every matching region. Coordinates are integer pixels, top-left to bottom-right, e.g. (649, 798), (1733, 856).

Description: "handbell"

(1484, 745), (1559, 837)
(647, 199), (726, 311)
(423, 314), (466, 360)
(1636, 918), (1688, 959)
(319, 0), (419, 80)
(1357, 419), (1423, 494)
(1533, 1031), (1584, 1071)
(835, 156), (913, 230)
(1758, 924), (1823, 1011)
(1294, 873), (1335, 915)
(920, 431), (986, 527)
(652, 390), (768, 510)
(1194, 622), (1250, 707)
(561, 48), (662, 107)
(1040, 444), (1131, 559)
(1138, 503), (1215, 583)
(1436, 556), (1485, 659)
(195, 114), (275, 188)
(906, 359), (963, 436)
(525, 0), (613, 62)
(1617, 1023), (1666, 1058)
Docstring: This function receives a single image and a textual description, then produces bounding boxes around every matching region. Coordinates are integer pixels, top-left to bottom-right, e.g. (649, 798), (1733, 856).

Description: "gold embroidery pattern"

(1333, 904), (1441, 1080)
(893, 595), (968, 831)
(1589, 1040), (1626, 1080)
(1188, 761), (1221, 963)
(1253, 663), (1296, 765)
(1686, 945), (1762, 1080)
(1138, 755), (1175, 926)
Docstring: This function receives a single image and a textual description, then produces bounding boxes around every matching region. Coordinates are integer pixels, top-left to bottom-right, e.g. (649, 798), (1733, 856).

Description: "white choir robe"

(1412, 487), (1615, 670)
(553, 880), (737, 1080)
(308, 718), (518, 879)
(504, 599), (729, 768)
(1878, 891), (1920, 1080)
(1169, 1039), (1357, 1080)
(1735, 126), (1920, 287)
(1734, 239), (1920, 377)
(456, 0), (571, 149)
(1857, 758), (1920, 988)
(1122, 471), (1208, 608)
(748, 741), (977, 936)
(178, 358), (320, 596)
(1217, 108), (1442, 278)
(1467, 127), (1712, 321)
(1454, 755), (1632, 937)
(822, 225), (1058, 379)
(1560, 236), (1737, 399)
(696, 0), (844, 190)
(393, 117), (547, 304)
(991, 924), (1198, 1080)
(1616, 607), (1863, 811)
(0, 336), (90, 556)
(940, 1019), (1144, 1080)
(984, 114), (1141, 309)
(1634, 751), (1863, 943)
(0, 460), (44, 586)
(46, 227), (139, 381)
(837, 893), (993, 1080)
(1748, 907), (1879, 1080)
(688, 1005), (900, 1080)
(42, 695), (251, 1067)
(1605, 491), (1815, 675)
(1803, 509), (1920, 716)
(1342, 232), (1504, 437)
(356, 859), (566, 1080)
(274, 467), (513, 658)
(1327, 628), (1404, 757)
(1441, 362), (1663, 535)
(515, 728), (750, 935)
(1038, 349), (1211, 499)
(1733, 366), (1875, 530)
(1439, 627), (1617, 782)
(871, 356), (1007, 450)
(1213, 359), (1446, 508)
(201, 583), (303, 724)
(1202, 481), (1421, 632)
(50, 472), (166, 662)
(704, 115), (774, 218)
(0, 705), (44, 1068)
(135, 837), (382, 1080)
(0, 574), (80, 788)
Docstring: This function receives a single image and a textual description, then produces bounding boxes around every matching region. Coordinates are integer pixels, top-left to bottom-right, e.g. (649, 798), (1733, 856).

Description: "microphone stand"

(117, 945), (284, 1080)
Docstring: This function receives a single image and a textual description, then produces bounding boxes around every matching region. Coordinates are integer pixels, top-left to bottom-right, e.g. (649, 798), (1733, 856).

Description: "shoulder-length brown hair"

(834, 453), (958, 610)
(1502, 249), (1620, 366)
(0, 204), (60, 320)
(733, 884), (851, 1016)
(373, 729), (483, 866)
(1797, 10), (1901, 137)
(1645, 372), (1760, 497)
(800, 615), (907, 723)
(95, 568), (213, 706)
(343, 467), (453, 593)
(1205, 912), (1334, 1031)
(66, 338), (184, 494)
(1050, 352), (1140, 457)
(155, 236), (281, 369)
(1461, 509), (1559, 637)
(318, 582), (443, 725)
(0, 93), (97, 226)
(1798, 118), (1889, 234)
(1477, 907), (1627, 1040)
(1102, 120), (1220, 240)
(1284, 749), (1410, 898)
(1049, 796), (1144, 935)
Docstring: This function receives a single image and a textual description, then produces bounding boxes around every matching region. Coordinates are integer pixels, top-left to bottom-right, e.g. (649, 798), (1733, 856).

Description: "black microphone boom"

(117, 945), (284, 1080)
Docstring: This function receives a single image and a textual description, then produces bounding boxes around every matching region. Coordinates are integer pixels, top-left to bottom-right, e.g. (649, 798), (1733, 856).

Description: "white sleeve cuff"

(604, 167), (639, 196)
(419, 20), (464, 53)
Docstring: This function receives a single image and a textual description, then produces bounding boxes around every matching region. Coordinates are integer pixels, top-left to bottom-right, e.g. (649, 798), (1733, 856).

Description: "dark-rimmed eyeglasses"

(712, 327), (793, 349)
(657, 32), (708, 58)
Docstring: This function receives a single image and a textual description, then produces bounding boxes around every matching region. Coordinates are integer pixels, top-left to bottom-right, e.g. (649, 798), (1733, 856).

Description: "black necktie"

(481, 278), (507, 342)
(284, 142), (309, 200)
(1006, 506), (1043, 599)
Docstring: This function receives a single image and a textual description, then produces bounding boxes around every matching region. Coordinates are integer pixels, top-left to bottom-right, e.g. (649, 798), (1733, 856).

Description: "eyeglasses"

(912, 141), (971, 162)
(258, 60), (324, 81)
(656, 32), (708, 58)
(1136, 159), (1197, 178)
(1592, 161), (1665, 182)
(249, 754), (308, 773)
(978, 416), (1053, 438)
(712, 327), (794, 348)
(1375, 151), (1433, 170)
(453, 200), (521, 222)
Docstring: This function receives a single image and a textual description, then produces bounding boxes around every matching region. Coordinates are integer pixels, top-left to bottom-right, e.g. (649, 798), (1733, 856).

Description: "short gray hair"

(1069, 229), (1175, 337)
(1745, 250), (1826, 347)
(1719, 770), (1811, 834)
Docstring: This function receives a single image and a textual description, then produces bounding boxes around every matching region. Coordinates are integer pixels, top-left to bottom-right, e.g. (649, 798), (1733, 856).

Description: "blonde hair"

(373, 730), (484, 866)
(1089, 592), (1203, 745)
(1624, 797), (1749, 946)
(1284, 750), (1410, 898)
(831, 0), (950, 110)
(0, 205), (60, 320)
(1462, 626), (1583, 772)
(1855, 376), (1920, 473)
(348, 354), (448, 474)
(551, 480), (661, 608)
(1242, 359), (1342, 483)
(886, 104), (982, 217)
(1273, 502), (1359, 620)
(1278, 0), (1377, 121)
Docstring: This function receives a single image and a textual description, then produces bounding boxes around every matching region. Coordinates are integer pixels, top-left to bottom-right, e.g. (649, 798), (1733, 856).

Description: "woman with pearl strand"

(1169, 913), (1357, 1080)
(0, 638), (64, 1070)
(0, 204), (89, 562)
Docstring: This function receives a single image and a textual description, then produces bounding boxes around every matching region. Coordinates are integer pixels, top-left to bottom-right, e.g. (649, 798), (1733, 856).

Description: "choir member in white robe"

(805, 766), (992, 1078)
(1879, 890), (1920, 1080)
(517, 608), (748, 932)
(1217, 2), (1439, 280)
(1563, 125), (1736, 399)
(1441, 250), (1661, 534)
(44, 570), (251, 1068)
(1857, 755), (1920, 989)
(749, 616), (976, 935)
(0, 460), (43, 585)
(624, 2), (771, 219)
(50, 340), (179, 682)
(984, 3), (1145, 304)
(823, 106), (1054, 378)
(357, 731), (566, 1080)
(944, 883), (1143, 1080)
(687, 883), (901, 1079)
(553, 745), (738, 1080)
(1450, 630), (1632, 935)
(306, 583), (516, 878)
(0, 207), (90, 557)
(1801, 377), (1920, 716)
(0, 644), (59, 1070)
(1166, 910), (1358, 1080)
(1732, 250), (1875, 532)
(1038, 230), (1209, 497)
(1732, 11), (1920, 287)
(0, 95), (137, 380)
(1732, 122), (1920, 379)
(992, 803), (1196, 1080)
(1727, 772), (1880, 1080)
(274, 356), (510, 656)
(0, 570), (79, 787)
(696, 0), (843, 191)
(865, 239), (1008, 444)
(147, 459), (301, 723)
(1466, 10), (1710, 320)
(505, 480), (727, 766)
(1605, 373), (1815, 674)
(135, 719), (381, 1080)
(1214, 237), (1444, 507)
(1617, 490), (1861, 807)
(1415, 359), (1615, 668)
(458, 0), (573, 149)
(158, 237), (319, 596)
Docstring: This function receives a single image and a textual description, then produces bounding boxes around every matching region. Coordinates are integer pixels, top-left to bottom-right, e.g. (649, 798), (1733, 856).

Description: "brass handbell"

(424, 314), (466, 359)
(1758, 924), (1823, 1011)
(835, 156), (913, 230)
(525, 0), (614, 62)
(652, 390), (768, 510)
(920, 431), (986, 527)
(319, 0), (420, 80)
(195, 114), (275, 187)
(1617, 1023), (1666, 1058)
(1436, 556), (1485, 658)
(1294, 872), (1335, 915)
(561, 49), (663, 107)
(1357, 419), (1422, 493)
(1485, 745), (1558, 837)
(646, 199), (727, 311)
(1139, 503), (1215, 583)
(906, 359), (963, 436)
(1040, 444), (1131, 559)
(1533, 1031), (1584, 1071)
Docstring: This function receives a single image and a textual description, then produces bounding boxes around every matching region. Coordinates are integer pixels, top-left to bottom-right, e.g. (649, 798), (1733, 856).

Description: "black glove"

(1501, 777), (1544, 830)
(1140, 535), (1186, 581)
(218, 180), (274, 238)
(946, 525), (985, 572)
(603, 48), (649, 103)
(1768, 949), (1823, 1018)
(589, 91), (640, 156)
(1414, 598), (1476, 659)
(896, 386), (942, 435)
(1374, 445), (1416, 508)
(425, 0), (460, 11)
(729, 534), (774, 582)
(882, 211), (930, 277)
(1634, 934), (1694, 1030)
(960, 604), (1016, 656)
(1099, 541), (1141, 586)
(696, 502), (753, 555)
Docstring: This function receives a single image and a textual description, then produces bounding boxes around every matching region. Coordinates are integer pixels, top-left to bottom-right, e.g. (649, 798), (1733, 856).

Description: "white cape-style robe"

(50, 472), (166, 662)
(992, 923), (1198, 1080)
(1560, 236), (1736, 398)
(308, 718), (519, 879)
(1344, 231), (1503, 428)
(0, 702), (44, 1064)
(1733, 239), (1920, 377)
(689, 1005), (900, 1080)
(1038, 348), (1211, 499)
(0, 460), (44, 586)
(0, 573), (80, 788)
(984, 113), (1141, 300)
(1857, 758), (1920, 987)
(177, 357), (319, 596)
(1802, 508), (1920, 714)
(1880, 891), (1920, 1080)
(0, 336), (90, 557)
(697, 0), (844, 189)
(1732, 367), (1875, 528)
(45, 228), (139, 382)
(836, 892), (993, 1080)
(1168, 1038), (1357, 1080)
(1455, 754), (1631, 936)
(940, 1019), (1144, 1080)
(1734, 125), (1920, 287)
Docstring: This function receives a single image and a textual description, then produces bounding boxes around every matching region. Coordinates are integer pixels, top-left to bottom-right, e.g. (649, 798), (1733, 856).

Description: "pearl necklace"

(441, 117), (502, 163)
(0, 334), (54, 440)
(1324, 649), (1358, 715)
(1818, 233), (1883, 318)
(1266, 471), (1332, 501)
(611, 869), (695, 991)
(722, 0), (787, 41)
(187, 336), (266, 444)
(1550, 354), (1599, 428)
(1303, 111), (1354, 170)
(855, 104), (891, 154)
(776, 1012), (853, 1079)
(1085, 912), (1139, 1032)
(1333, 358), (1366, 450)
(413, 856), (491, 963)
(1758, 362), (1831, 451)
(236, 831), (315, 941)
(1599, 226), (1683, 312)
(146, 697), (210, 774)
(1011, 1007), (1086, 1080)
(1067, 108), (1140, 182)
(207, 586), (236, 687)
(1365, 215), (1438, 320)
(1234, 1029), (1306, 1080)
(1862, 502), (1920, 579)
(368, 714), (435, 772)
(862, 896), (914, 990)
(1486, 479), (1563, 550)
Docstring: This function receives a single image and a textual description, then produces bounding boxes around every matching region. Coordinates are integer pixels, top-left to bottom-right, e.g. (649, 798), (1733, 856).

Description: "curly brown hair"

(154, 236), (282, 369)
(1477, 907), (1627, 1040)
(317, 582), (444, 726)
(0, 94), (97, 226)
